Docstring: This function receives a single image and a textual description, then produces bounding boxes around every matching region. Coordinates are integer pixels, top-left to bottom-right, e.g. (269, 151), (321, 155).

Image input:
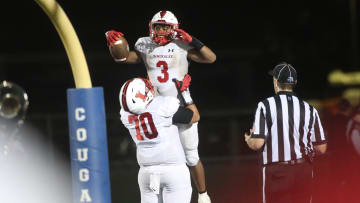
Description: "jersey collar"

(276, 91), (296, 96)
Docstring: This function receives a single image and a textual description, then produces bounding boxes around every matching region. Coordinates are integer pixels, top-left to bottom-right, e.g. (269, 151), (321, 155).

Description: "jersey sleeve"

(134, 37), (147, 54)
(119, 108), (129, 127)
(311, 108), (327, 145)
(157, 96), (180, 118)
(252, 102), (267, 139)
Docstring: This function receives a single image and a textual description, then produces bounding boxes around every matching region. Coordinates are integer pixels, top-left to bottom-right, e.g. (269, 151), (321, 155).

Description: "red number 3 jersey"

(135, 37), (192, 97)
(120, 96), (186, 166)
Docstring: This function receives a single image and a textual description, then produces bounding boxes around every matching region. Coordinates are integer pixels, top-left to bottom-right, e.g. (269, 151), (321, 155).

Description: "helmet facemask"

(149, 11), (179, 45)
(149, 22), (178, 45)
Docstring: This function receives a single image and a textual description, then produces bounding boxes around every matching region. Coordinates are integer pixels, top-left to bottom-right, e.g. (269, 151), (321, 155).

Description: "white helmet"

(119, 78), (155, 114)
(149, 10), (179, 45)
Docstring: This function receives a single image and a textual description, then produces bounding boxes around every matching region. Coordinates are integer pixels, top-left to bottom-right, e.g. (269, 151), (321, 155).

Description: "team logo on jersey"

(151, 54), (174, 59)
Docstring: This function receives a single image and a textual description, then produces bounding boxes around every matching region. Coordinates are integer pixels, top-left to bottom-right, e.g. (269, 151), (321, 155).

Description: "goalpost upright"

(34, 0), (111, 202)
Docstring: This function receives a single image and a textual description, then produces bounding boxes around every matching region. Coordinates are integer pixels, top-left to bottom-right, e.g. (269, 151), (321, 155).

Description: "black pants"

(262, 161), (313, 203)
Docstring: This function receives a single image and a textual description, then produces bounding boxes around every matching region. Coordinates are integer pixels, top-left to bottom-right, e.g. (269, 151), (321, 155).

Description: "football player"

(106, 10), (215, 203)
(119, 76), (199, 203)
(346, 105), (360, 157)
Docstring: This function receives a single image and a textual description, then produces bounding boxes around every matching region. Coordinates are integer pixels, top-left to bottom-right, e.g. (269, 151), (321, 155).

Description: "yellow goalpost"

(34, 1), (111, 203)
(34, 0), (91, 88)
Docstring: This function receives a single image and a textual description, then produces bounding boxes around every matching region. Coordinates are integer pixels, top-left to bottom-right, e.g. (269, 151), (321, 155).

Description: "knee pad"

(178, 123), (200, 166)
(185, 149), (199, 166)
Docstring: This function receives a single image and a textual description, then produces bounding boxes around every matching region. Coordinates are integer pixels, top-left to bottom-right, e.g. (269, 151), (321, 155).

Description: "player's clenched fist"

(175, 28), (193, 43)
(105, 30), (124, 46)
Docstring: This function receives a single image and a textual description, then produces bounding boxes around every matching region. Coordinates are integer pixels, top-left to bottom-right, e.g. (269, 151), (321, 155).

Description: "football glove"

(172, 74), (193, 106)
(198, 192), (211, 203)
(173, 74), (191, 92)
(175, 28), (193, 43)
(175, 28), (204, 50)
(105, 30), (124, 46)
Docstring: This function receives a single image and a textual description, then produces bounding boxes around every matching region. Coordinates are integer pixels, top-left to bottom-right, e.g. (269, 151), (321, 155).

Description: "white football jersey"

(120, 96), (186, 166)
(135, 37), (192, 97)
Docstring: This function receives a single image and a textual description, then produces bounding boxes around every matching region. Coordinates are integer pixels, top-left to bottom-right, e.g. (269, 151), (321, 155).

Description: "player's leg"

(162, 164), (192, 203)
(189, 160), (206, 192)
(178, 122), (211, 203)
(138, 167), (162, 203)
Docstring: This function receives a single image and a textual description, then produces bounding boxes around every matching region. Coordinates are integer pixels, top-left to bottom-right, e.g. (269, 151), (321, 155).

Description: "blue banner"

(67, 87), (111, 203)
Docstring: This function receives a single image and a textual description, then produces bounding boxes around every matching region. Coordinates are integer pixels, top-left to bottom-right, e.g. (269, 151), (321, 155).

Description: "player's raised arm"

(172, 74), (200, 124)
(105, 30), (141, 64)
(175, 28), (216, 64)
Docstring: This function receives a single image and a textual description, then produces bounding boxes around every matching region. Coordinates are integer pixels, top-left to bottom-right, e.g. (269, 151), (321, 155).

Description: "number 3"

(128, 112), (158, 140)
(156, 60), (169, 83)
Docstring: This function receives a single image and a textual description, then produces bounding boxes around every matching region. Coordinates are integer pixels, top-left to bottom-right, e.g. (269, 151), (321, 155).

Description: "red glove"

(173, 74), (191, 92)
(173, 74), (193, 106)
(175, 28), (193, 43)
(105, 30), (124, 46)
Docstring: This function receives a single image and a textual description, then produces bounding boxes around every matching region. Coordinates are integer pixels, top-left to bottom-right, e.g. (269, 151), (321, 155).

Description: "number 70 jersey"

(135, 37), (192, 97)
(120, 96), (186, 166)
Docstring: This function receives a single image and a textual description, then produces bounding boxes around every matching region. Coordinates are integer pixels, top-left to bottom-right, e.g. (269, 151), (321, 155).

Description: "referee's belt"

(267, 158), (307, 166)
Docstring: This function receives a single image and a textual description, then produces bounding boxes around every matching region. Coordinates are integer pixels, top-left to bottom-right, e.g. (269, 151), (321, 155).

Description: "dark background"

(1, 0), (360, 202)
(1, 0), (358, 112)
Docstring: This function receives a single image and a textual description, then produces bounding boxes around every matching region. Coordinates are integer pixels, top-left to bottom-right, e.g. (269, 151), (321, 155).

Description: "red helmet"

(149, 11), (179, 45)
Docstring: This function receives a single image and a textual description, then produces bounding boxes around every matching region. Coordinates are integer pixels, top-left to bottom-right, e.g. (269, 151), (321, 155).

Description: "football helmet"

(0, 81), (29, 139)
(0, 81), (28, 125)
(149, 10), (179, 45)
(119, 78), (155, 114)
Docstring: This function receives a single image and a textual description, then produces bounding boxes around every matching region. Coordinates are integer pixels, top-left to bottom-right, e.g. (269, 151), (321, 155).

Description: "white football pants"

(138, 164), (192, 203)
(178, 122), (200, 166)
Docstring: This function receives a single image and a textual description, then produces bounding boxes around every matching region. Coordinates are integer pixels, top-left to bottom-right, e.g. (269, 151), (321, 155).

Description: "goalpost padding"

(34, 0), (111, 202)
(67, 87), (111, 203)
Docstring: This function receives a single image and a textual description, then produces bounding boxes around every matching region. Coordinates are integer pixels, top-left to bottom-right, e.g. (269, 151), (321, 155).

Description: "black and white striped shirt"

(252, 91), (327, 165)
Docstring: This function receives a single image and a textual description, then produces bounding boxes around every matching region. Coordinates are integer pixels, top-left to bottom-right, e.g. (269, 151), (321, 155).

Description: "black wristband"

(190, 37), (204, 51)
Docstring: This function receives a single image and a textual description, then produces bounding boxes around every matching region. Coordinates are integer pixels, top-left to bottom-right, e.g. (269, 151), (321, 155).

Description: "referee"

(244, 62), (327, 203)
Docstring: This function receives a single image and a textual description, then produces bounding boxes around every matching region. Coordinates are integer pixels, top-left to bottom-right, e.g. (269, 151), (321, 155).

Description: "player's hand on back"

(173, 74), (193, 106)
(175, 28), (193, 43)
(105, 30), (124, 46)
(172, 74), (191, 92)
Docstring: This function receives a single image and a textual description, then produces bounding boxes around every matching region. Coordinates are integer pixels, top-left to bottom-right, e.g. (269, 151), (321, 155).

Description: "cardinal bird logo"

(136, 92), (146, 101)
(160, 11), (167, 18)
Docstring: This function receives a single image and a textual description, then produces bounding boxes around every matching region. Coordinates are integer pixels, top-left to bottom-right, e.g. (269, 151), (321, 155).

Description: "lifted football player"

(119, 76), (197, 203)
(106, 10), (216, 203)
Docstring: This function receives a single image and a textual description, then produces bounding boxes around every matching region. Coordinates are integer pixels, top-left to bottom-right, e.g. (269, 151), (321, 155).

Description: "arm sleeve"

(251, 102), (267, 139)
(311, 109), (327, 145)
(172, 107), (194, 124)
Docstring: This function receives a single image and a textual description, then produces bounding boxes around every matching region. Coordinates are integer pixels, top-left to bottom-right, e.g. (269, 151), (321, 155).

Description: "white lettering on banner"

(80, 189), (92, 202)
(77, 148), (89, 162)
(75, 107), (86, 121)
(79, 168), (90, 182)
(74, 106), (92, 202)
(77, 128), (87, 141)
